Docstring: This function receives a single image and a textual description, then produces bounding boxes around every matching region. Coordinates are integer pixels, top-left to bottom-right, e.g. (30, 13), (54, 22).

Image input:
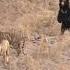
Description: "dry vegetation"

(0, 40), (10, 64)
(0, 0), (70, 70)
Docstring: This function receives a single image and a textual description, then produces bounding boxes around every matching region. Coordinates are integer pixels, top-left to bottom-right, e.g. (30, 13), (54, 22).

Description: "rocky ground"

(0, 0), (70, 70)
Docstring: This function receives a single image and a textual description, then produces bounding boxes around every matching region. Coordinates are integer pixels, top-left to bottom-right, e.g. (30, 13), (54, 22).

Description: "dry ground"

(0, 0), (70, 70)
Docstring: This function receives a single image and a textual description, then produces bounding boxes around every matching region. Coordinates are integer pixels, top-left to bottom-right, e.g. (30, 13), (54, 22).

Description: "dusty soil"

(0, 0), (70, 70)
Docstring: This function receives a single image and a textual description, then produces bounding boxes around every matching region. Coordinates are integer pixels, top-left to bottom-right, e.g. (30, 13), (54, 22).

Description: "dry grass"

(0, 40), (10, 64)
(0, 0), (70, 70)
